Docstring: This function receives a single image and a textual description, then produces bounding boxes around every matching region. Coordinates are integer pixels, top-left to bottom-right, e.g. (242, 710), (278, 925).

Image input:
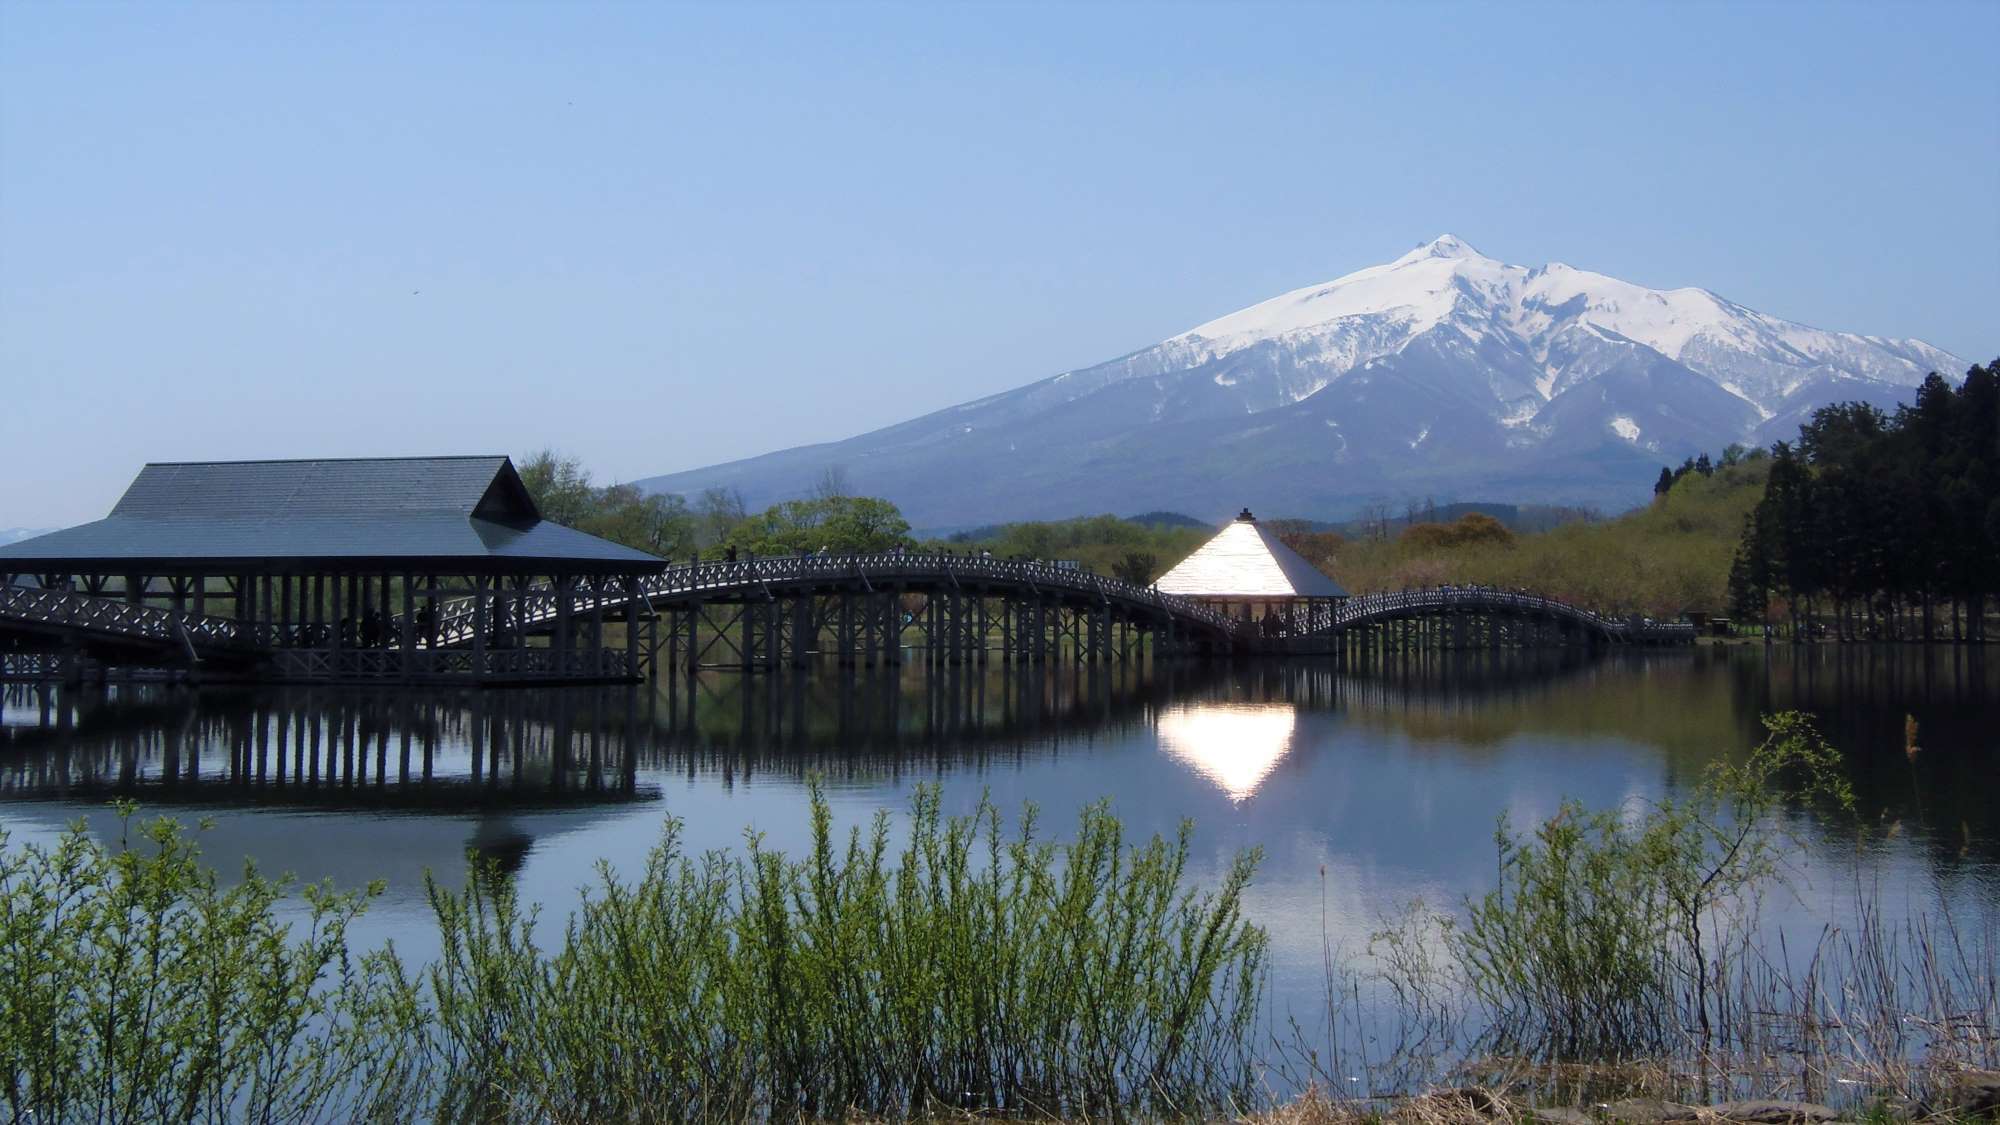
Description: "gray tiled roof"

(109, 456), (536, 519)
(0, 457), (663, 572)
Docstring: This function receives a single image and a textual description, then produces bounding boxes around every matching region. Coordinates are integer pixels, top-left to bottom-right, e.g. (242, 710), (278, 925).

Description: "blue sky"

(3, 1), (1995, 527)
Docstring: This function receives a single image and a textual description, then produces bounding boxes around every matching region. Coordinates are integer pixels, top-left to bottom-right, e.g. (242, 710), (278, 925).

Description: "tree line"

(515, 452), (913, 561)
(1728, 361), (1998, 642)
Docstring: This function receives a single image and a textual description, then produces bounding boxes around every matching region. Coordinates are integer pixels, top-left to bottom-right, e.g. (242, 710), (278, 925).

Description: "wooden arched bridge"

(5, 552), (1690, 683)
(1331, 587), (1695, 652)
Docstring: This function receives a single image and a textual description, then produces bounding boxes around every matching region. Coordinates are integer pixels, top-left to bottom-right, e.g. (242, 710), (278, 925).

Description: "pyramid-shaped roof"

(1154, 510), (1349, 599)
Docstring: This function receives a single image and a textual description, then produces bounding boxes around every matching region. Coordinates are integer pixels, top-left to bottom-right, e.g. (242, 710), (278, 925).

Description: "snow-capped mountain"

(638, 237), (1968, 524)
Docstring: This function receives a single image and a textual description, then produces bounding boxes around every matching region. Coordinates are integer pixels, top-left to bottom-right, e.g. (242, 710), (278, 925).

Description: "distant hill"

(1, 528), (54, 546)
(635, 235), (1963, 525)
(1126, 511), (1209, 530)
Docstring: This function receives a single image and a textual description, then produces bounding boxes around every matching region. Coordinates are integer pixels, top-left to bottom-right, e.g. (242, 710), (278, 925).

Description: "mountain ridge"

(639, 237), (1967, 524)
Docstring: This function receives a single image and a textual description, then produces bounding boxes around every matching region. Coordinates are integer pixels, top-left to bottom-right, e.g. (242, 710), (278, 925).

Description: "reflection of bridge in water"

(0, 682), (656, 810)
(0, 649), (1687, 809)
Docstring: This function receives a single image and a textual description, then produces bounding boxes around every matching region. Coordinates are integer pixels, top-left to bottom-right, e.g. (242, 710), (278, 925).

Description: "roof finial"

(1236, 507), (1256, 522)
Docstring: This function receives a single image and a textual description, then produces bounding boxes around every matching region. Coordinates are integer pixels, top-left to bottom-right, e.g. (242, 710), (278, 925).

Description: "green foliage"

(418, 782), (1268, 1118)
(725, 495), (912, 556)
(0, 793), (1267, 1120)
(517, 450), (920, 560)
(1328, 457), (1771, 616)
(1453, 711), (1855, 1057)
(0, 808), (424, 1122)
(932, 515), (1209, 584)
(517, 449), (697, 559)
(1731, 361), (2000, 639)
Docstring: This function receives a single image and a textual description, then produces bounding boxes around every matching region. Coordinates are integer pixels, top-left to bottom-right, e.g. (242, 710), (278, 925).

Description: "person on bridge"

(724, 545), (738, 562)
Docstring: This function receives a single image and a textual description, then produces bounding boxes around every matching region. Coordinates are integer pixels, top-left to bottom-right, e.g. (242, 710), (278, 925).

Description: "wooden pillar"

(471, 574), (489, 679)
(400, 571), (416, 652)
(624, 577), (640, 678)
(791, 594), (811, 669)
(555, 573), (574, 673)
(688, 596), (704, 672)
(275, 575), (289, 644)
(330, 573), (344, 654)
(590, 575), (607, 665)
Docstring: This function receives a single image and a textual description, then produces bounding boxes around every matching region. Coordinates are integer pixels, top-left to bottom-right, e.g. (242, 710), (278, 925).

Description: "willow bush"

(419, 783), (1269, 1120)
(0, 807), (424, 1123)
(1454, 712), (1855, 1059)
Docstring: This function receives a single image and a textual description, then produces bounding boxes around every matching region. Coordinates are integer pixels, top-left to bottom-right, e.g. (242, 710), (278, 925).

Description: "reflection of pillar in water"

(467, 816), (534, 882)
(468, 693), (485, 783)
(622, 685), (640, 792)
(786, 669), (808, 747)
(835, 667), (855, 741)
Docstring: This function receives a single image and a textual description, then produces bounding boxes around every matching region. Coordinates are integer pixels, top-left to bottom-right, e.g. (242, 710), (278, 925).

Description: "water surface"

(3, 646), (1995, 1043)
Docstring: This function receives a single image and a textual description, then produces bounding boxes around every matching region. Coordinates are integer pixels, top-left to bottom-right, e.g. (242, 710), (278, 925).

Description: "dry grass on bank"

(1304, 459), (1771, 618)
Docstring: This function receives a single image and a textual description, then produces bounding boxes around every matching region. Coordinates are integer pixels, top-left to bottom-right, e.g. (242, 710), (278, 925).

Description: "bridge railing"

(415, 552), (1247, 648)
(1335, 586), (1695, 640)
(0, 584), (260, 652)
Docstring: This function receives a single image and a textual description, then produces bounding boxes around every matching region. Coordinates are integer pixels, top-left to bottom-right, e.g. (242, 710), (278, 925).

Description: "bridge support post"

(791, 594), (812, 669)
(685, 599), (702, 676)
(470, 575), (488, 682)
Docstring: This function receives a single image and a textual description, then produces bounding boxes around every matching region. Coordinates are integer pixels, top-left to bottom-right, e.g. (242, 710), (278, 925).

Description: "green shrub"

(0, 807), (423, 1123)
(1454, 711), (1854, 1058)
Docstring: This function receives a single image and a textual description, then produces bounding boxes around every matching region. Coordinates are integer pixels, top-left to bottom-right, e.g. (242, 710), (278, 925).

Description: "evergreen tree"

(1732, 360), (1998, 641)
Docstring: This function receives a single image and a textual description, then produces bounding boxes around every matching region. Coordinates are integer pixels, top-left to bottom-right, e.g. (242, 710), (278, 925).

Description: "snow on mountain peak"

(1162, 237), (1961, 416)
(1393, 233), (1483, 264)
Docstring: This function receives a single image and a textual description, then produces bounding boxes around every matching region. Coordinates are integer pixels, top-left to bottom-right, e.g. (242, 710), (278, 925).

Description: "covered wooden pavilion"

(0, 456), (666, 683)
(1154, 509), (1349, 644)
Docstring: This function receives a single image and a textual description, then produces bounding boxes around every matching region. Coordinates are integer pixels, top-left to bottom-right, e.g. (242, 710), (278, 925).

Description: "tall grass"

(0, 789), (1268, 1122)
(420, 785), (1268, 1119)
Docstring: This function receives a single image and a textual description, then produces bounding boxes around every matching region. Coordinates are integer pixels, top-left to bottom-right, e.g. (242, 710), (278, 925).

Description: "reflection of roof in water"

(1155, 702), (1297, 803)
(0, 683), (658, 812)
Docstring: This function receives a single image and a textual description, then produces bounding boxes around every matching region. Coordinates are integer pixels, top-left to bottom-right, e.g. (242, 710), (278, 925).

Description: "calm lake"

(3, 645), (1996, 1046)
